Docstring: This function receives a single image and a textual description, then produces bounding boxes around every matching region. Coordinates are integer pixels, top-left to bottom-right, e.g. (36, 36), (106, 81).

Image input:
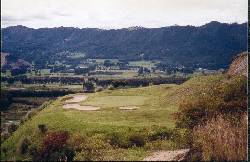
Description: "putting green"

(81, 95), (148, 107)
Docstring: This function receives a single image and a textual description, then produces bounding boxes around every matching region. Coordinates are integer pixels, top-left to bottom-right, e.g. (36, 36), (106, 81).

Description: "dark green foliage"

(138, 67), (144, 75)
(0, 92), (13, 111)
(2, 22), (247, 69)
(74, 67), (90, 75)
(11, 68), (27, 76)
(83, 81), (96, 92)
(7, 123), (18, 134)
(38, 124), (47, 134)
(128, 134), (145, 147)
(104, 60), (114, 67)
(148, 128), (175, 141)
(16, 138), (32, 155)
(108, 132), (130, 148)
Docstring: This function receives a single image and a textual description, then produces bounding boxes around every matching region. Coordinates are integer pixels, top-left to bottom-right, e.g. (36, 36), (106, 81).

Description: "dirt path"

(143, 149), (189, 161)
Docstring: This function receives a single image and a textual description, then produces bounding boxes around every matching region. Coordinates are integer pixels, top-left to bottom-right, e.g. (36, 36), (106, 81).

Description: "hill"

(1, 21), (247, 69)
(1, 73), (233, 161)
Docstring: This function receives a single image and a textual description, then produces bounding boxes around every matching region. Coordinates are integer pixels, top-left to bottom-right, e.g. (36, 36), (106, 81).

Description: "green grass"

(82, 95), (148, 107)
(128, 60), (160, 68)
(1, 74), (225, 160)
(1, 83), (182, 160)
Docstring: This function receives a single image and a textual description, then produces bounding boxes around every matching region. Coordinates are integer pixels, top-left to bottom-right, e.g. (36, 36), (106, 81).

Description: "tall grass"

(192, 114), (247, 161)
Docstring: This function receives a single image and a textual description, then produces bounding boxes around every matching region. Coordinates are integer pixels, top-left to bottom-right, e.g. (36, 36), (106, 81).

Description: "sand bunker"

(63, 104), (100, 111)
(65, 95), (87, 103)
(119, 106), (139, 110)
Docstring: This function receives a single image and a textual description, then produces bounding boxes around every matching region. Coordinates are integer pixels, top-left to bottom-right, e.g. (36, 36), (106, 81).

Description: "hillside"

(1, 21), (247, 69)
(227, 52), (247, 77)
(1, 73), (232, 161)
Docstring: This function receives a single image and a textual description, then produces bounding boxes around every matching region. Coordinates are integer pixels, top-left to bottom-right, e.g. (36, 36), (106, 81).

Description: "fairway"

(2, 83), (184, 161)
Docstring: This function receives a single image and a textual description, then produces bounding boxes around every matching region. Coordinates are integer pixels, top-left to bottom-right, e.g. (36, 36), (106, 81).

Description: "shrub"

(42, 131), (69, 152)
(7, 123), (18, 134)
(38, 124), (47, 134)
(148, 128), (188, 149)
(16, 138), (31, 155)
(148, 128), (174, 141)
(83, 81), (96, 92)
(128, 134), (145, 147)
(70, 134), (111, 161)
(107, 132), (130, 148)
(191, 114), (247, 161)
(34, 131), (74, 161)
(1, 132), (10, 143)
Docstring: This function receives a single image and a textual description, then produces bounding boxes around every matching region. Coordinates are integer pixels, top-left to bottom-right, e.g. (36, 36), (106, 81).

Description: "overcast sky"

(1, 0), (248, 29)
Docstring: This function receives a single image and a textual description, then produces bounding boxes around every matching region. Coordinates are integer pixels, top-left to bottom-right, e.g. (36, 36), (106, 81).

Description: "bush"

(128, 134), (145, 147)
(1, 132), (10, 143)
(107, 132), (130, 148)
(148, 128), (174, 141)
(8, 123), (18, 134)
(34, 131), (74, 161)
(192, 114), (247, 161)
(83, 81), (96, 92)
(70, 134), (112, 161)
(38, 124), (47, 134)
(16, 138), (31, 155)
(147, 128), (188, 149)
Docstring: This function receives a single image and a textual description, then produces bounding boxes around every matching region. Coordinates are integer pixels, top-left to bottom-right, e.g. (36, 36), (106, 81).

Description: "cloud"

(1, 0), (247, 29)
(52, 11), (71, 17)
(32, 14), (50, 20)
(1, 15), (28, 22)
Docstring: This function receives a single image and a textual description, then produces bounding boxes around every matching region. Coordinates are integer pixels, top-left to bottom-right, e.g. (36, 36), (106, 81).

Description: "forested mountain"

(1, 21), (247, 69)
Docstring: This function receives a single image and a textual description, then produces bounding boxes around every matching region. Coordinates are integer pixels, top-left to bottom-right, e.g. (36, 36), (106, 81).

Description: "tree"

(138, 67), (144, 75)
(104, 60), (113, 67)
(83, 81), (96, 92)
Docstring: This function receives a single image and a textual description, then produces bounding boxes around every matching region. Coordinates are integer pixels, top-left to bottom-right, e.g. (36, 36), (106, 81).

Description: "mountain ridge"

(1, 21), (247, 69)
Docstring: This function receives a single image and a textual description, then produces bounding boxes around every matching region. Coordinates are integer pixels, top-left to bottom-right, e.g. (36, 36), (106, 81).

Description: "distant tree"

(144, 67), (151, 74)
(74, 67), (89, 75)
(104, 60), (114, 67)
(11, 68), (27, 76)
(138, 67), (144, 75)
(83, 81), (96, 92)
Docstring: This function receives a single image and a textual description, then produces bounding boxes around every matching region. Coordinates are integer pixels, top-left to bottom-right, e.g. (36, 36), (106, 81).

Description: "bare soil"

(143, 149), (190, 161)
(64, 95), (87, 103)
(63, 104), (100, 111)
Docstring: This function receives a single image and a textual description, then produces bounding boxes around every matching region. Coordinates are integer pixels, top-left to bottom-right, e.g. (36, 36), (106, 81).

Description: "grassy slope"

(1, 74), (225, 160)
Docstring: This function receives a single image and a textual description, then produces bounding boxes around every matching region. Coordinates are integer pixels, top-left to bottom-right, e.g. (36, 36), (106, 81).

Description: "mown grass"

(1, 83), (182, 160)
(1, 74), (229, 160)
